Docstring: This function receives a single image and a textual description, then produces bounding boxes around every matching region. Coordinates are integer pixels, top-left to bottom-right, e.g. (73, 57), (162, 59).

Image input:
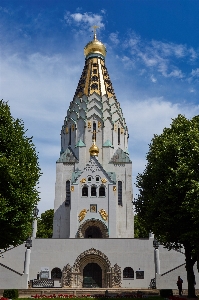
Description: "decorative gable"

(110, 148), (132, 163)
(57, 147), (78, 163)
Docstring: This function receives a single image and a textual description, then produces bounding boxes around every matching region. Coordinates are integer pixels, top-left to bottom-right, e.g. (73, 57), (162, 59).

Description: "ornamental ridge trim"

(73, 248), (111, 270)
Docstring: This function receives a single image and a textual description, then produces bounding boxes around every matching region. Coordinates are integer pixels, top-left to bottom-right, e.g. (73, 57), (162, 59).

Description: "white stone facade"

(1, 35), (198, 291)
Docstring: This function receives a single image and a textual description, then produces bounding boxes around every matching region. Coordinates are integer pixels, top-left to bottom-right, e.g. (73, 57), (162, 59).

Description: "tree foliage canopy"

(37, 209), (54, 238)
(0, 100), (41, 249)
(135, 114), (199, 297)
(134, 214), (148, 238)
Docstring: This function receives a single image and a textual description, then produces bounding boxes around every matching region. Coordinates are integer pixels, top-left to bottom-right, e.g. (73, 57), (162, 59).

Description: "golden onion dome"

(89, 142), (99, 156)
(84, 31), (106, 58)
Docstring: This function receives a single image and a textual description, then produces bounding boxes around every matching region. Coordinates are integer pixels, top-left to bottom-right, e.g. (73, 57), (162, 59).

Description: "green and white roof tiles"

(110, 148), (132, 163)
(63, 93), (128, 133)
(57, 147), (78, 163)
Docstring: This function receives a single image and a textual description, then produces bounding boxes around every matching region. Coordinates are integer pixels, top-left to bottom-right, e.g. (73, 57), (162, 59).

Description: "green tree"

(134, 214), (148, 238)
(37, 209), (54, 238)
(0, 100), (41, 249)
(135, 114), (199, 298)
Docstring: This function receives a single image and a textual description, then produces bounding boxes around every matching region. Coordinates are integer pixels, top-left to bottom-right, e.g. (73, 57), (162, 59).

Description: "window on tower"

(91, 83), (98, 90)
(118, 127), (120, 145)
(92, 75), (98, 81)
(93, 122), (96, 141)
(69, 126), (71, 145)
(65, 180), (70, 206)
(118, 181), (122, 205)
(91, 186), (97, 197)
(82, 186), (88, 197)
(99, 186), (105, 197)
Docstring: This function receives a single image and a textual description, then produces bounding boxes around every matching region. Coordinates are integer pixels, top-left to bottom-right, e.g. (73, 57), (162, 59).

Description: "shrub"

(160, 289), (173, 298)
(3, 289), (19, 299)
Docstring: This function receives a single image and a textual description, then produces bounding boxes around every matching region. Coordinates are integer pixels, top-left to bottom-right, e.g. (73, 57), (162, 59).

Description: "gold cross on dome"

(92, 25), (99, 39)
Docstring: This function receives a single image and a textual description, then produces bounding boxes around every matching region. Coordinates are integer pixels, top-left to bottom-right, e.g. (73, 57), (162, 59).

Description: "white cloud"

(0, 50), (83, 214)
(64, 11), (105, 30)
(191, 68), (199, 77)
(122, 33), (199, 80)
(150, 75), (157, 83)
(167, 69), (184, 78)
(109, 32), (119, 45)
(122, 98), (199, 195)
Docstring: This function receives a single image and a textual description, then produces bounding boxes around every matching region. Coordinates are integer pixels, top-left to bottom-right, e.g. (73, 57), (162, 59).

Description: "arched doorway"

(85, 226), (102, 238)
(83, 263), (102, 287)
(76, 218), (109, 238)
(62, 248), (122, 288)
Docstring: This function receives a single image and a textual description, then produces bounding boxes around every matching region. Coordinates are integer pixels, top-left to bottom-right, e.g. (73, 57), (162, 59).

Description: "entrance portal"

(83, 263), (102, 287)
(85, 226), (102, 238)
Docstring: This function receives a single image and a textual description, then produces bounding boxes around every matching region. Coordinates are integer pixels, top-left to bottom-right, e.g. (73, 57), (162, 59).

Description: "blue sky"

(1, 0), (199, 214)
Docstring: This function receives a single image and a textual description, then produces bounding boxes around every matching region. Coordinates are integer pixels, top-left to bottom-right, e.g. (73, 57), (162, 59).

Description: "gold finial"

(92, 25), (100, 40)
(89, 130), (99, 156)
(84, 26), (106, 58)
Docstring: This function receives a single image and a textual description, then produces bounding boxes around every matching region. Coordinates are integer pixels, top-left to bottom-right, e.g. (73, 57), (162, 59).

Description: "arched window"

(65, 180), (70, 206)
(93, 122), (96, 141)
(82, 186), (88, 197)
(69, 126), (71, 145)
(118, 181), (122, 205)
(91, 83), (98, 90)
(123, 267), (134, 279)
(99, 186), (105, 197)
(91, 186), (97, 197)
(51, 267), (62, 280)
(118, 127), (120, 145)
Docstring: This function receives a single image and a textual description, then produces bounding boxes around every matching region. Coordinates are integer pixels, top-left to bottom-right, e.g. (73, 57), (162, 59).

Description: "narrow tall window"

(99, 186), (105, 197)
(65, 181), (70, 206)
(93, 122), (96, 141)
(118, 128), (120, 145)
(91, 186), (97, 197)
(118, 181), (122, 205)
(82, 186), (88, 197)
(69, 126), (71, 145)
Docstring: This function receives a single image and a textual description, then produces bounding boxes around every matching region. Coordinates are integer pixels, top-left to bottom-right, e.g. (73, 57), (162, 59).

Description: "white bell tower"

(53, 31), (134, 239)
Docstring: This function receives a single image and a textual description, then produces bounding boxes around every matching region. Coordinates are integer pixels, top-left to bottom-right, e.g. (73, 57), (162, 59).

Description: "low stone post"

(153, 238), (160, 275)
(155, 248), (160, 274)
(24, 237), (32, 287)
(32, 206), (39, 238)
(32, 219), (37, 238)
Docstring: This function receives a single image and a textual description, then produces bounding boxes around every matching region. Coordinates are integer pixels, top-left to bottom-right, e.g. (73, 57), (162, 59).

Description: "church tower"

(53, 30), (134, 238)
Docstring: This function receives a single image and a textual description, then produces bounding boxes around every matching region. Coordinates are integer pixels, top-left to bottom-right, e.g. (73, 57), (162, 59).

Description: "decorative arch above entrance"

(76, 218), (109, 238)
(62, 248), (121, 288)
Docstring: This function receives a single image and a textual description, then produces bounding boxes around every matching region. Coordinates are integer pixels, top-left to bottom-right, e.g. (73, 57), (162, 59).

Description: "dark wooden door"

(83, 263), (102, 287)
